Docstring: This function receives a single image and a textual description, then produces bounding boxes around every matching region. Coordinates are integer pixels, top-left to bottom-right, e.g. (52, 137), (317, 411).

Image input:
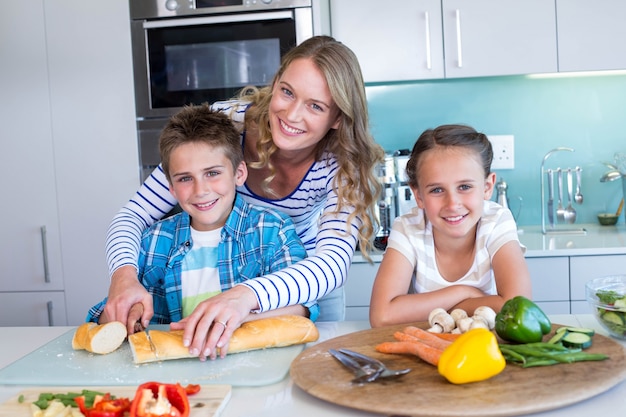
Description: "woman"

(103, 36), (385, 358)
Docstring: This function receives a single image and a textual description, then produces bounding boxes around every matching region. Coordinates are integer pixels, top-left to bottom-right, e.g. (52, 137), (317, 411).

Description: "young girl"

(369, 124), (531, 327)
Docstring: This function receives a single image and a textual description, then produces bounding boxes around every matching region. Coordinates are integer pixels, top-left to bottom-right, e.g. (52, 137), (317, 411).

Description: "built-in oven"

(129, 0), (328, 179)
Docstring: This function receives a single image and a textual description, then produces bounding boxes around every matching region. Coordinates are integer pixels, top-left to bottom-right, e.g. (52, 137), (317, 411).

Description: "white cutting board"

(0, 385), (231, 417)
(0, 327), (303, 387)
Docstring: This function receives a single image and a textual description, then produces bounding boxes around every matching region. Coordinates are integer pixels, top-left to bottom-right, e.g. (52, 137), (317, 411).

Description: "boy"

(88, 104), (316, 343)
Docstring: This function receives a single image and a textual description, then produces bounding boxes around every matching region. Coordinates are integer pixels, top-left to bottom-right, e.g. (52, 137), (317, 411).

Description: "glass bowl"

(586, 275), (626, 339)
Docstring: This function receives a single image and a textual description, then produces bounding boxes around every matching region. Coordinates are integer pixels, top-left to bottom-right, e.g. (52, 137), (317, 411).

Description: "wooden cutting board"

(0, 384), (231, 417)
(290, 322), (626, 417)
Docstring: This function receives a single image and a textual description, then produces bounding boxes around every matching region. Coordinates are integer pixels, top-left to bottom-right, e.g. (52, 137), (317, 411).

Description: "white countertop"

(355, 223), (626, 263)
(1, 315), (625, 417)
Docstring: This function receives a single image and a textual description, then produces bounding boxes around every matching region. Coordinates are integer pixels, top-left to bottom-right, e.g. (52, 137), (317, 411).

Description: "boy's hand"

(104, 265), (154, 334)
(169, 285), (259, 360)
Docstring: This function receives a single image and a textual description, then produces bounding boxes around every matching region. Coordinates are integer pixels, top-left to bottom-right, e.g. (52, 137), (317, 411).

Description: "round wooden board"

(290, 323), (626, 417)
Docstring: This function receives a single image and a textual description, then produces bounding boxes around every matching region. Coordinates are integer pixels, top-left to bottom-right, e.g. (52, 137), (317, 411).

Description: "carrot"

(375, 341), (443, 366)
(401, 326), (453, 350)
(431, 332), (463, 342)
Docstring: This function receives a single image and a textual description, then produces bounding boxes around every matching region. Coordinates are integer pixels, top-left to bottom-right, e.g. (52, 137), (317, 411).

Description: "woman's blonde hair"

(239, 36), (384, 258)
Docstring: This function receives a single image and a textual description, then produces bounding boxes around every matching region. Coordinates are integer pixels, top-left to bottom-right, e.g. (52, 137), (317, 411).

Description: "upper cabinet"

(330, 0), (444, 82)
(556, 0), (626, 72)
(441, 0), (557, 78)
(331, 1), (626, 82)
(330, 0), (557, 83)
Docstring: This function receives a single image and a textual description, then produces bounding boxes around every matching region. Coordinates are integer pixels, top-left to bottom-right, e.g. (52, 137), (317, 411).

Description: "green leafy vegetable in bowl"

(594, 290), (626, 338)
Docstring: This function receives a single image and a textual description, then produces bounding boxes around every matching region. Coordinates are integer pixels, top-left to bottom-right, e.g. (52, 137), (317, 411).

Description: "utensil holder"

(540, 147), (586, 235)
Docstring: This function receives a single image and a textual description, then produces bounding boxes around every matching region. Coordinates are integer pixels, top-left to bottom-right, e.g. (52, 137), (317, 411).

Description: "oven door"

(131, 9), (312, 119)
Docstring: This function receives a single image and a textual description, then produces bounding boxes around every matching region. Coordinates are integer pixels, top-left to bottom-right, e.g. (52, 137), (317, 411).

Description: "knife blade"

(135, 321), (158, 359)
(547, 169), (554, 226)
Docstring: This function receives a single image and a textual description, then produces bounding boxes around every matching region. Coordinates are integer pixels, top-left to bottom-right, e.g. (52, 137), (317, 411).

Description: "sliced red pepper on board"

(183, 384), (201, 396)
(74, 393), (131, 417)
(129, 382), (190, 417)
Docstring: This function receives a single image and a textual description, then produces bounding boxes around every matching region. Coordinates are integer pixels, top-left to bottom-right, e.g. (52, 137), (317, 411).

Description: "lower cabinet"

(345, 263), (378, 321)
(525, 257), (570, 315)
(344, 253), (626, 319)
(0, 292), (67, 326)
(569, 255), (626, 314)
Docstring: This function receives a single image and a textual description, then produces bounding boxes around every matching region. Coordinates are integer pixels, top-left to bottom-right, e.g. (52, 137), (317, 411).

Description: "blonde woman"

(103, 36), (385, 358)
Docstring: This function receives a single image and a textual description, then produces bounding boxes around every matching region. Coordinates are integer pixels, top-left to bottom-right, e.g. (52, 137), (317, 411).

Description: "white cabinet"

(43, 0), (140, 325)
(0, 292), (67, 327)
(569, 255), (626, 314)
(330, 0), (557, 83)
(0, 1), (67, 324)
(441, 0), (557, 78)
(345, 262), (379, 321)
(557, 0), (626, 72)
(0, 1), (139, 325)
(525, 257), (570, 314)
(330, 0), (444, 82)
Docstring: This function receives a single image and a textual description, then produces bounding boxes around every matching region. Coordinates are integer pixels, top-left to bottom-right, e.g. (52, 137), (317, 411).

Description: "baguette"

(128, 315), (319, 364)
(72, 321), (127, 354)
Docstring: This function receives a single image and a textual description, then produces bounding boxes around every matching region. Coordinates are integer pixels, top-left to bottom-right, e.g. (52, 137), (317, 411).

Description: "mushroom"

(456, 316), (475, 333)
(469, 315), (489, 330)
(473, 306), (497, 330)
(427, 310), (455, 333)
(450, 308), (468, 324)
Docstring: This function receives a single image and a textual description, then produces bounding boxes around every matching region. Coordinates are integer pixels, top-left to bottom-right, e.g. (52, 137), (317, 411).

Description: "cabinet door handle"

(40, 226), (50, 283)
(47, 300), (54, 326)
(455, 9), (463, 68)
(424, 11), (432, 70)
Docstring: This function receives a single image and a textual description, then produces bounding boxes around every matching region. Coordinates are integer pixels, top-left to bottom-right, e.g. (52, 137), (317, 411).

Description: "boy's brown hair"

(159, 103), (243, 183)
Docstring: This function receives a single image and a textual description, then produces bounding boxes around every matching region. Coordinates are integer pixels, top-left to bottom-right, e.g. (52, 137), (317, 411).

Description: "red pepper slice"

(129, 382), (190, 417)
(75, 393), (131, 417)
(183, 384), (201, 396)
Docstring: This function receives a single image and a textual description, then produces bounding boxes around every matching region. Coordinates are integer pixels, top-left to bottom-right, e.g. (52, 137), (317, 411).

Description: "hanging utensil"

(617, 198), (624, 217)
(547, 169), (555, 226)
(556, 169), (566, 222)
(564, 168), (577, 224)
(574, 166), (583, 204)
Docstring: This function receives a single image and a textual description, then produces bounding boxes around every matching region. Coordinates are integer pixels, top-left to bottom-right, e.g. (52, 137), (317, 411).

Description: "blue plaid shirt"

(87, 194), (312, 323)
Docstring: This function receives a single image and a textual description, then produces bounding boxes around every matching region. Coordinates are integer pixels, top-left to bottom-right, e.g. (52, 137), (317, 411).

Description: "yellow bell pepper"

(438, 327), (506, 384)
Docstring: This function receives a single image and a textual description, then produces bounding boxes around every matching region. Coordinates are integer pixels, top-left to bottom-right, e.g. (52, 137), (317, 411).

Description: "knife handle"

(547, 169), (554, 200)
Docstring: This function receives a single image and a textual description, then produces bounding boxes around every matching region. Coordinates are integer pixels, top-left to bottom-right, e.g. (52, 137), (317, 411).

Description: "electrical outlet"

(488, 135), (515, 170)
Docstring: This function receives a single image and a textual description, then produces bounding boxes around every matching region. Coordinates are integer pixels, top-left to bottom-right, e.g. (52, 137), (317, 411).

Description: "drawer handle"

(40, 225), (50, 283)
(47, 300), (54, 326)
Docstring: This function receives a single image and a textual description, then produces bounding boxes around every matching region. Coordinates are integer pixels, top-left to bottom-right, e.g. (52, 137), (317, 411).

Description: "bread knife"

(547, 169), (555, 226)
(135, 321), (159, 359)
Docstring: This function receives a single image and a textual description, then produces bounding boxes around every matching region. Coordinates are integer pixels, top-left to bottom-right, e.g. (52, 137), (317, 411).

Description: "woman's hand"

(169, 285), (259, 360)
(102, 265), (154, 334)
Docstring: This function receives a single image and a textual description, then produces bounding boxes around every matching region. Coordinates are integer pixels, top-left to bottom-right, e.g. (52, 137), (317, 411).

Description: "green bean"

(499, 343), (609, 368)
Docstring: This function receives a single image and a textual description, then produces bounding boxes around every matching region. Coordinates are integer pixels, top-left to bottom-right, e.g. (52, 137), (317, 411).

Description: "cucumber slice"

(562, 326), (596, 336)
(547, 331), (568, 344)
(562, 332), (592, 349)
(601, 311), (625, 326)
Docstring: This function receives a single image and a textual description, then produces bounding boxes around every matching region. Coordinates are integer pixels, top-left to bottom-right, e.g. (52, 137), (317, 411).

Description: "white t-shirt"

(181, 227), (222, 317)
(386, 200), (524, 295)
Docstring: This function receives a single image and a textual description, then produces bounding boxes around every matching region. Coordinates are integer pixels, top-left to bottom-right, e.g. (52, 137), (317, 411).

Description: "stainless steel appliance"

(394, 149), (416, 217)
(373, 150), (417, 250)
(129, 0), (328, 179)
(374, 154), (397, 251)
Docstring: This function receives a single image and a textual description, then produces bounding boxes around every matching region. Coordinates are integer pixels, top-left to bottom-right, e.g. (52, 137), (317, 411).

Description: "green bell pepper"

(495, 296), (552, 343)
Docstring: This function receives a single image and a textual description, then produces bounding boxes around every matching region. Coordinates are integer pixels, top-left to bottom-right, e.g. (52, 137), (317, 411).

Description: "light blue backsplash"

(365, 73), (626, 227)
